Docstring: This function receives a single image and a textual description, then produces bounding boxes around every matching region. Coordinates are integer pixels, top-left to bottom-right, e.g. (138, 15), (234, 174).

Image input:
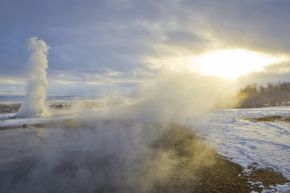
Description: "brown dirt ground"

(151, 125), (288, 193)
(251, 115), (290, 122)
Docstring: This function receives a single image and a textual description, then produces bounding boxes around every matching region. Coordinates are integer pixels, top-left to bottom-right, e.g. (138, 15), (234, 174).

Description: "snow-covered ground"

(193, 107), (290, 192)
(1, 106), (290, 192)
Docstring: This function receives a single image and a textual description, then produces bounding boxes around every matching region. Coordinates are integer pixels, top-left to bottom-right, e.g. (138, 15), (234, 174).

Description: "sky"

(1, 0), (290, 96)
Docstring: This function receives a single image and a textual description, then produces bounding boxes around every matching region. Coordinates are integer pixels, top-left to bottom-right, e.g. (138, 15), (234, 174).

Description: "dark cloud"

(1, 0), (290, 85)
(195, 0), (290, 53)
(239, 62), (290, 85)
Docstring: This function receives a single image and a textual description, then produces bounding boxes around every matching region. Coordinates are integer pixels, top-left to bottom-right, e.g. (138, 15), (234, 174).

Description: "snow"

(0, 113), (16, 121)
(192, 106), (290, 192)
(0, 113), (83, 128)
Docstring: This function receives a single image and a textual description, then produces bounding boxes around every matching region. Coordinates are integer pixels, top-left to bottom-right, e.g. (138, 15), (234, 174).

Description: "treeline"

(238, 82), (290, 108)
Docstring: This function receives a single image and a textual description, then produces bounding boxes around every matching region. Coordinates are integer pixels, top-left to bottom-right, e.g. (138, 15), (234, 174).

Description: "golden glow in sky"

(191, 49), (284, 79)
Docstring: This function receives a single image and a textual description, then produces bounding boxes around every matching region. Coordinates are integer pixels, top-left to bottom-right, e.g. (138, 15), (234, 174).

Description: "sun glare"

(191, 49), (283, 79)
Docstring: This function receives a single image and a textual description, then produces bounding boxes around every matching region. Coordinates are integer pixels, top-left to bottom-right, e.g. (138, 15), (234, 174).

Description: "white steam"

(109, 70), (238, 124)
(2, 56), (242, 192)
(17, 37), (50, 117)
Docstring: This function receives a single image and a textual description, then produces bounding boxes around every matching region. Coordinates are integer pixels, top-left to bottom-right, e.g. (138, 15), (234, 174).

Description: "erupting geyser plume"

(16, 37), (50, 117)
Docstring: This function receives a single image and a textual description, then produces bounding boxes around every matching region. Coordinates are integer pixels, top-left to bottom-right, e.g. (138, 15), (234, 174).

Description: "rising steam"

(2, 38), (241, 193)
(16, 37), (50, 117)
(130, 70), (237, 124)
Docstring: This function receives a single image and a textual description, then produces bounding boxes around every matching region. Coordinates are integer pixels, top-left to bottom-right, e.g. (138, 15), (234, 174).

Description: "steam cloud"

(1, 39), (240, 193)
(130, 70), (237, 123)
(17, 37), (50, 117)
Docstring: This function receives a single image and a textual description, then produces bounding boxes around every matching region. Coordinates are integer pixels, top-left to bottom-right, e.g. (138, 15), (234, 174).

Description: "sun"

(191, 49), (283, 79)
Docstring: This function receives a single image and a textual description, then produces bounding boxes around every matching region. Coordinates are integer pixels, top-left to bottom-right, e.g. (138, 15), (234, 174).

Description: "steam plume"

(3, 37), (241, 192)
(16, 37), (50, 117)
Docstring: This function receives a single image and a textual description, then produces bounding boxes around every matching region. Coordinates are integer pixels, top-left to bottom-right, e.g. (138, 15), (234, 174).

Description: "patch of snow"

(192, 106), (290, 192)
(0, 114), (78, 128)
(0, 113), (15, 121)
(261, 183), (290, 193)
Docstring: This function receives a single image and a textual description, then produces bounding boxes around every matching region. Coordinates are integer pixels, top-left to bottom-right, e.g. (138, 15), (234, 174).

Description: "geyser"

(17, 37), (50, 117)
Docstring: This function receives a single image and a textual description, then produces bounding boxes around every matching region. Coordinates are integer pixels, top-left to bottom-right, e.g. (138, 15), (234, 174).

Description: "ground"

(0, 122), (287, 193)
(0, 104), (289, 193)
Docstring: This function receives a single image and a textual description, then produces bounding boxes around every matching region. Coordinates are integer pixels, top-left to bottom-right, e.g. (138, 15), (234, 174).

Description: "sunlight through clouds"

(190, 49), (287, 79)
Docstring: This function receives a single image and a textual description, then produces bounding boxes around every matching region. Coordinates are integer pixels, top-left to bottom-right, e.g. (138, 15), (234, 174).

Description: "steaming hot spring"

(0, 37), (289, 193)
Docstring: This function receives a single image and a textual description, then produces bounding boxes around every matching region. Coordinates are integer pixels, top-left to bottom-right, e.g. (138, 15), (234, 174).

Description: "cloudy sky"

(1, 0), (290, 95)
